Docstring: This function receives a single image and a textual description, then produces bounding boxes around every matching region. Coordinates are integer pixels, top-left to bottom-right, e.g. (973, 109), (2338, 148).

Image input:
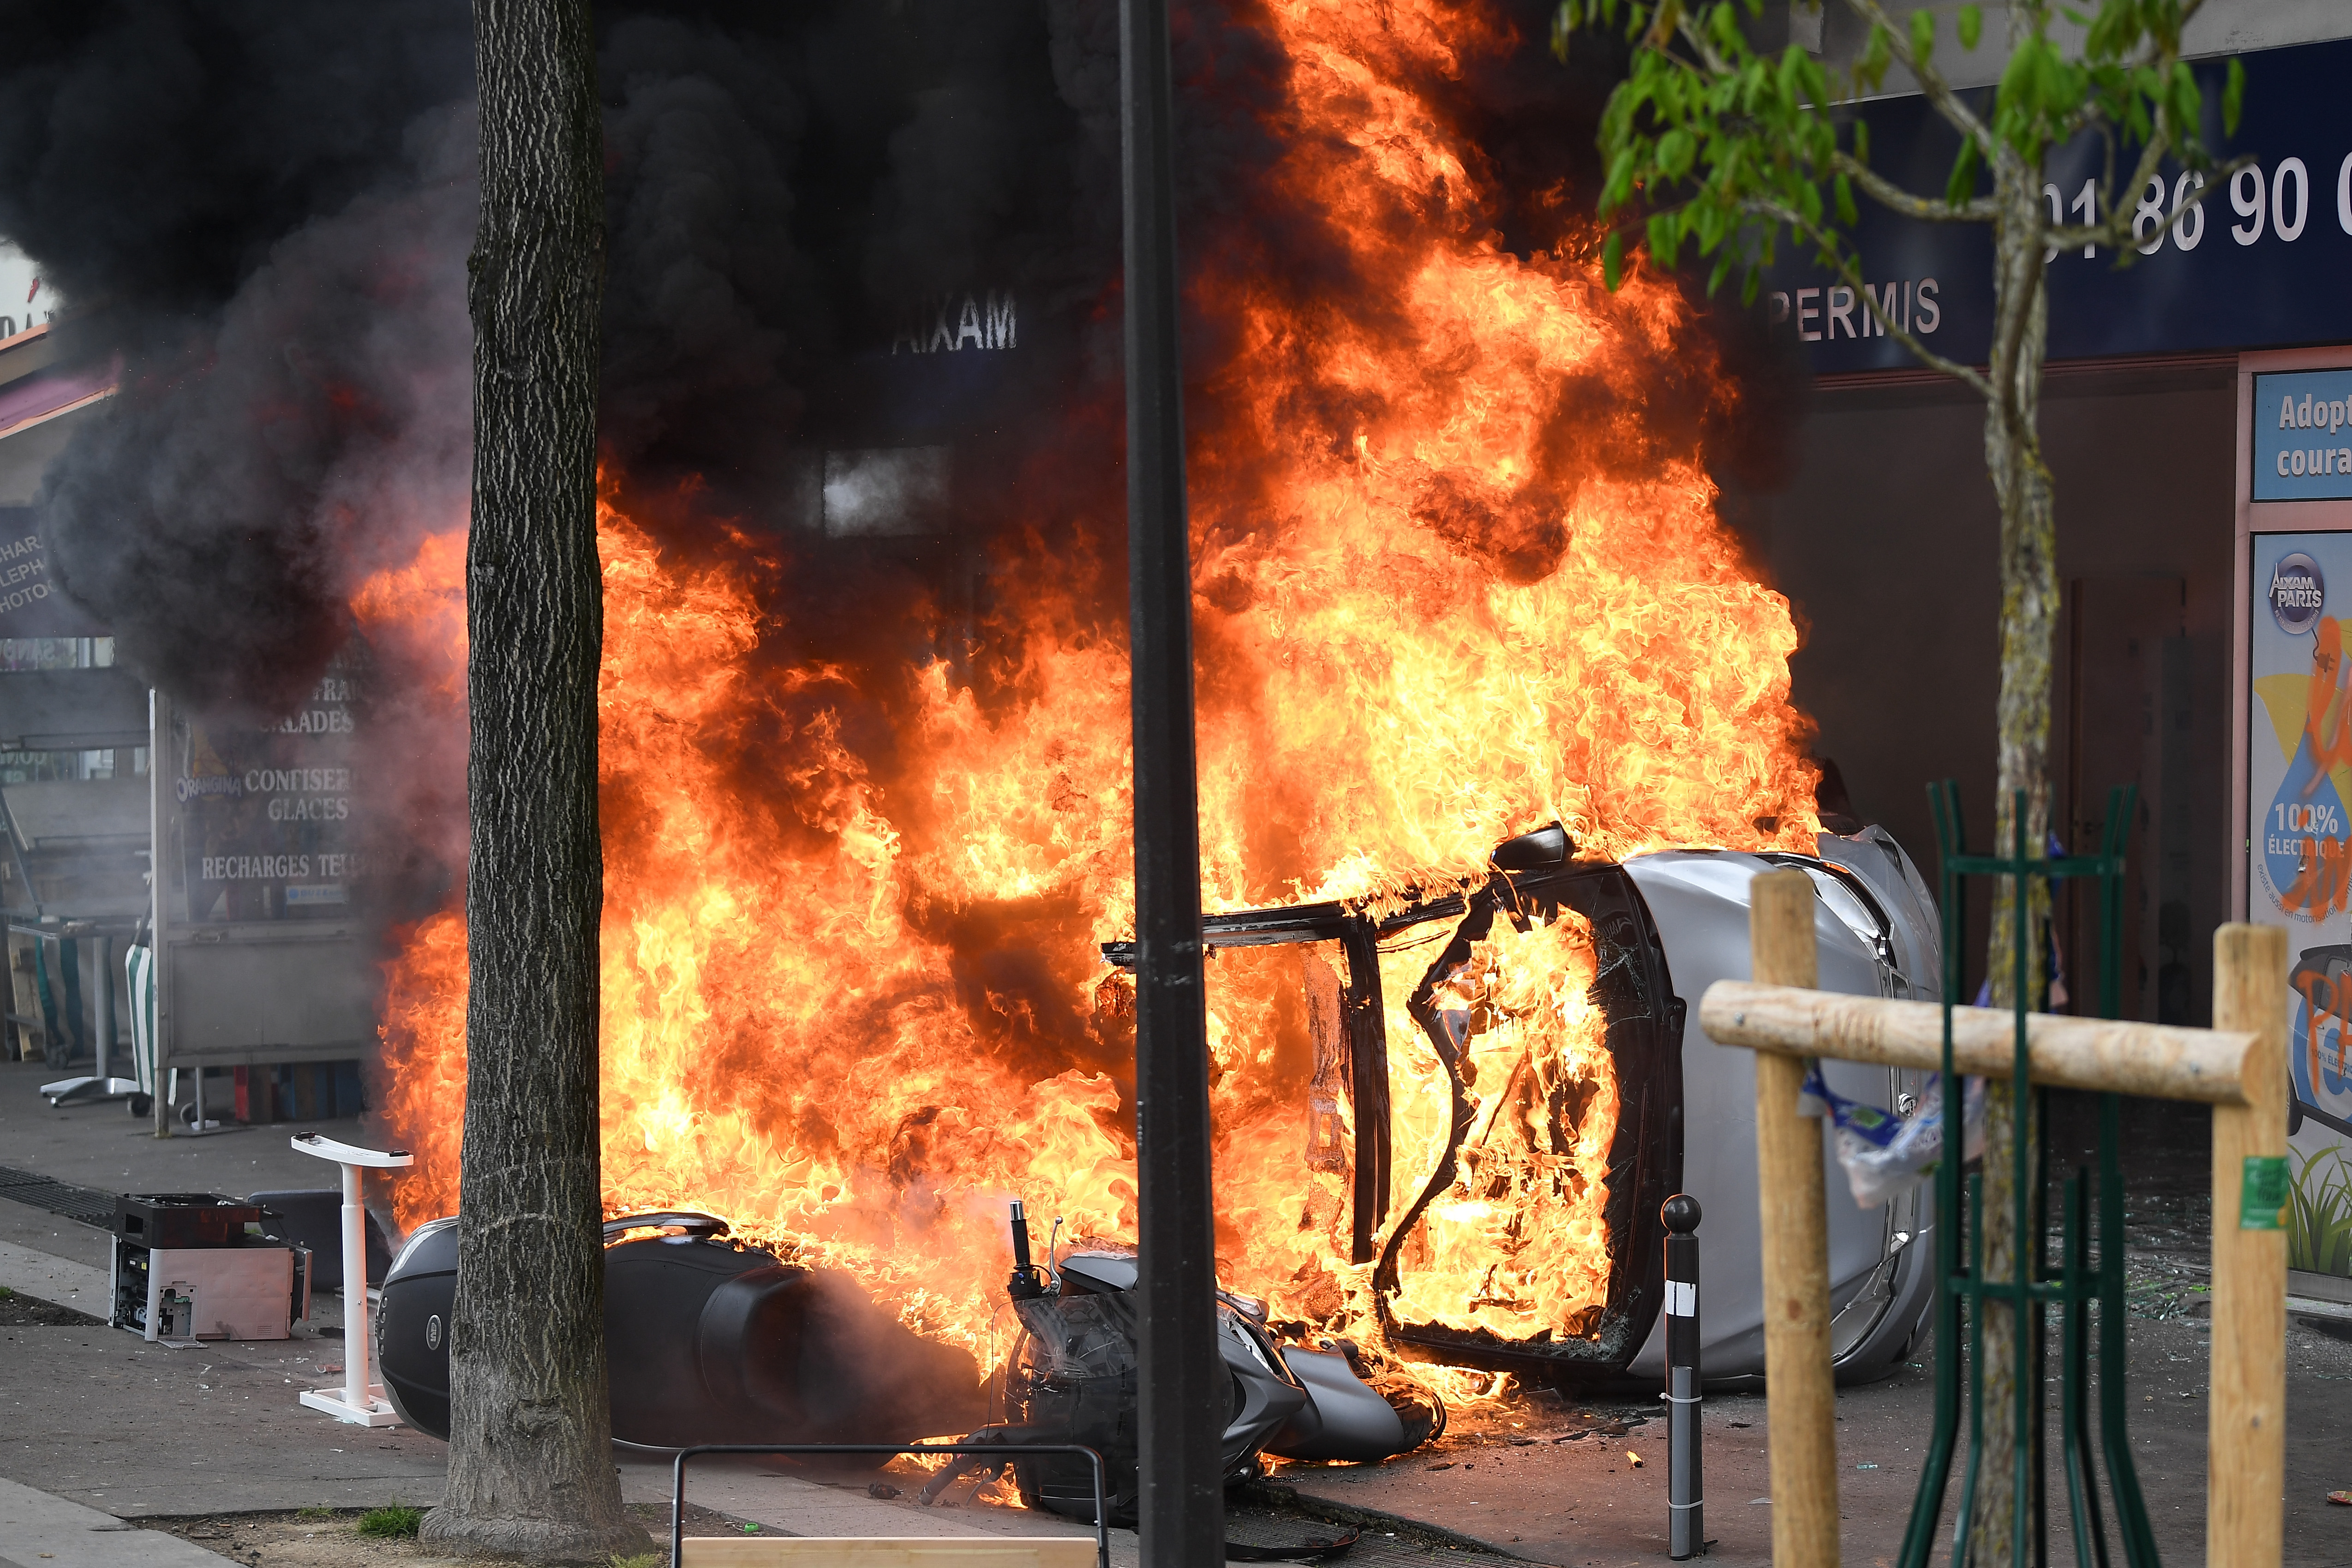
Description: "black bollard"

(1662, 1193), (1703, 1560)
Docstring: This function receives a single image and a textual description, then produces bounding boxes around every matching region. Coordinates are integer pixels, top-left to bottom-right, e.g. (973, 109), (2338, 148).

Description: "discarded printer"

(110, 1192), (311, 1342)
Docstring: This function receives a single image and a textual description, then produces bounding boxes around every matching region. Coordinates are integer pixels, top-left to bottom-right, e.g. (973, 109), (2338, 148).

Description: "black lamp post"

(1119, 0), (1223, 1563)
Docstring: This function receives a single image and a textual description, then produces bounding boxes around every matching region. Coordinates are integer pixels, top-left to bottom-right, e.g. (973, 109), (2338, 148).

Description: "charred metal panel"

(1375, 861), (1682, 1387)
(1338, 915), (1389, 1263)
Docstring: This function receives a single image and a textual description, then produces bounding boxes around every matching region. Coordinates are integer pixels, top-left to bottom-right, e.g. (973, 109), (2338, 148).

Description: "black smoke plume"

(0, 1), (1793, 1029)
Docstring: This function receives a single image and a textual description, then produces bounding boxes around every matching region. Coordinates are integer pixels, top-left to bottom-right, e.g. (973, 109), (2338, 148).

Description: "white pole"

(341, 1158), (370, 1412)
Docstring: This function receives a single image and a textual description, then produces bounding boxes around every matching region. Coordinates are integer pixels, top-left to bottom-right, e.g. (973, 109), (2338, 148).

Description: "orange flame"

(362, 0), (1816, 1384)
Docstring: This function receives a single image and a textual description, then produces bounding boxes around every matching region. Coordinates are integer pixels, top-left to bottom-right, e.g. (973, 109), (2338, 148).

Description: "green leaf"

(1852, 117), (1870, 166)
(1707, 1), (1742, 54)
(2170, 60), (2202, 129)
(1834, 171), (1857, 225)
(1658, 127), (1698, 179)
(1603, 229), (1625, 290)
(1910, 10), (1935, 67)
(1776, 46), (1807, 110)
(1648, 209), (1683, 270)
(1944, 137), (1980, 206)
(2224, 57), (2244, 137)
(1853, 24), (1891, 90)
(1601, 146), (1640, 213)
(1957, 3), (1981, 50)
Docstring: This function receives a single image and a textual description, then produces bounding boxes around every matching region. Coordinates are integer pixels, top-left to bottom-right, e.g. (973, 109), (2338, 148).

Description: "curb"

(1241, 1480), (1552, 1564)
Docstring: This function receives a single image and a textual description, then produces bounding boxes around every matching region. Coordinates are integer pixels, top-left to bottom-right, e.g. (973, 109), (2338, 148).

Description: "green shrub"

(611, 1553), (662, 1568)
(356, 1505), (424, 1538)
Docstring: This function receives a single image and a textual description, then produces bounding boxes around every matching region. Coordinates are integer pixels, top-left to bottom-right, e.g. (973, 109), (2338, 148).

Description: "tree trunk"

(420, 0), (643, 1558)
(1966, 149), (2059, 1568)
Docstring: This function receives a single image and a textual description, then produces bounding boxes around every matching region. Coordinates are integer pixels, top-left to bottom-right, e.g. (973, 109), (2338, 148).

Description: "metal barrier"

(667, 1442), (1110, 1568)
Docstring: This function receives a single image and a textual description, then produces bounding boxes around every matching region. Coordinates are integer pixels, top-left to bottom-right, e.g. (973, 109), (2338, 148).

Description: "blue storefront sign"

(1765, 36), (2352, 372)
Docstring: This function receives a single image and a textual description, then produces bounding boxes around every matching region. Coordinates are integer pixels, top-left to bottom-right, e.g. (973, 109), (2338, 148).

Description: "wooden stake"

(2208, 922), (2285, 1568)
(1749, 868), (1839, 1568)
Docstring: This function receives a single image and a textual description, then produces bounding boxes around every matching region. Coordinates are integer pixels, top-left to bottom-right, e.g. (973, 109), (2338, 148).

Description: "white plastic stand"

(291, 1132), (412, 1427)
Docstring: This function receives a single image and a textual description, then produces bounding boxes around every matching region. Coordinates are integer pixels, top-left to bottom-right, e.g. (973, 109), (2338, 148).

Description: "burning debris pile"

(3, 0), (1820, 1409)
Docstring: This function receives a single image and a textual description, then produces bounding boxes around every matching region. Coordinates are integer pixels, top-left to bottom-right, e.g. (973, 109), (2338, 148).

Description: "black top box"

(115, 1193), (267, 1249)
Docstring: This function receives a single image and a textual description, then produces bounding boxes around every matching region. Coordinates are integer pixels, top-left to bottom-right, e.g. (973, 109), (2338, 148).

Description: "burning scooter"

(919, 1201), (1442, 1524)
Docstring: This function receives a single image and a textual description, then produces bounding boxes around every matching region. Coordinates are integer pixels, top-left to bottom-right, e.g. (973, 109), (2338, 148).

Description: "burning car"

(1096, 820), (1942, 1393)
(380, 819), (1937, 1477)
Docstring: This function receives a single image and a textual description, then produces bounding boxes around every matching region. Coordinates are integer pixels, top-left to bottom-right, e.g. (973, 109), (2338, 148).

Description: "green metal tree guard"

(1897, 780), (2157, 1568)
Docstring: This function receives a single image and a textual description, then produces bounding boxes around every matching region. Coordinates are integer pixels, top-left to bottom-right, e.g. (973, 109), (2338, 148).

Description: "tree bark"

(1966, 145), (2058, 1568)
(420, 0), (643, 1558)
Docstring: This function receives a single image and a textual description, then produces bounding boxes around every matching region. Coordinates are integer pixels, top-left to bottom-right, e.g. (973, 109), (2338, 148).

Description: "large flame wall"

(363, 0), (1818, 1366)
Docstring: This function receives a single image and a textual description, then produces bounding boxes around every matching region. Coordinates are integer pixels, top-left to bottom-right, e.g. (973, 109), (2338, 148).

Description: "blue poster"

(2254, 372), (2352, 502)
(2250, 533), (2352, 1279)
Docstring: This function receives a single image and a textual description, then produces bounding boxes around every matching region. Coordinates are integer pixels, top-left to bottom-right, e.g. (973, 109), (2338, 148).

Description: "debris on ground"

(0, 1286), (102, 1327)
(147, 1503), (755, 1566)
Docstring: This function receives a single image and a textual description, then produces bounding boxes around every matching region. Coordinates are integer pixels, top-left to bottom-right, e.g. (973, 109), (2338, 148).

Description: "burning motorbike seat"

(693, 1263), (987, 1448)
(378, 1215), (986, 1451)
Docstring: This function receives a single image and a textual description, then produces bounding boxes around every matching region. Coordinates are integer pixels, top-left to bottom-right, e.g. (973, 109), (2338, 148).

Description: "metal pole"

(1118, 0), (1221, 1562)
(1663, 1194), (1704, 1560)
(150, 688), (171, 1138)
(0, 781), (42, 919)
(93, 935), (111, 1083)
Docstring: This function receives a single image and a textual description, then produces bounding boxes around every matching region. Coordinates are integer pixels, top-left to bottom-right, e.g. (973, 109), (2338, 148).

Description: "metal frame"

(1899, 781), (2152, 1567)
(1102, 856), (1685, 1381)
(145, 688), (380, 1140)
(667, 1442), (1109, 1568)
(29, 915), (138, 1105)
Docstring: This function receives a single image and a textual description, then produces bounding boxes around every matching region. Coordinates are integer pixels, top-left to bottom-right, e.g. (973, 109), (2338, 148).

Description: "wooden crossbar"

(678, 1539), (1098, 1567)
(1697, 982), (2256, 1105)
(1711, 870), (2285, 1568)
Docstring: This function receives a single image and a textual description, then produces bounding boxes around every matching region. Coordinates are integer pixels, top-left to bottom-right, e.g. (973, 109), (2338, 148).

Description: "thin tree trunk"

(420, 0), (643, 1557)
(1967, 149), (2058, 1568)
